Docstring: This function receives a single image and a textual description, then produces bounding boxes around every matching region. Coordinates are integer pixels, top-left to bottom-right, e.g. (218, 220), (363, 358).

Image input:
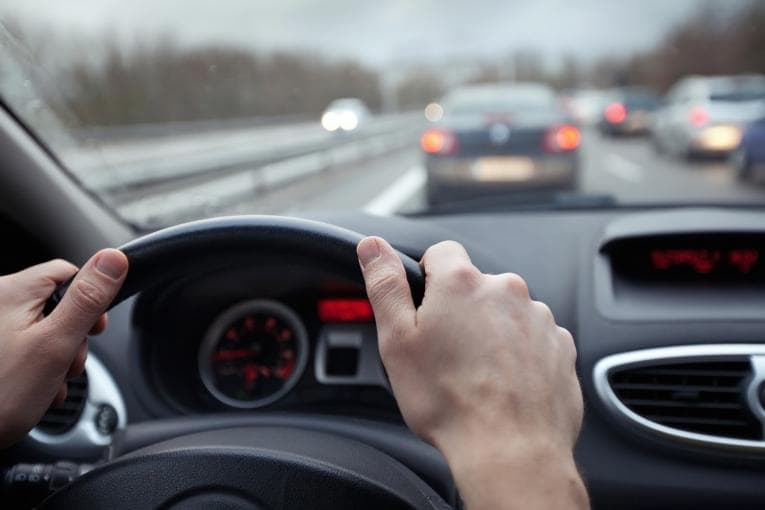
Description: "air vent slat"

(35, 372), (88, 435)
(642, 415), (753, 427)
(622, 399), (742, 410)
(609, 359), (762, 441)
(629, 368), (749, 377)
(611, 383), (741, 393)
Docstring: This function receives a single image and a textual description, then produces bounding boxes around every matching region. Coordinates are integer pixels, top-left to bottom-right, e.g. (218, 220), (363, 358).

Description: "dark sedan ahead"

(421, 83), (580, 206)
(598, 87), (661, 136)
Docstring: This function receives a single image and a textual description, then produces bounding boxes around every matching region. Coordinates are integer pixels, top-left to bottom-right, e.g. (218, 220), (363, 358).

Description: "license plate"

(472, 157), (535, 181)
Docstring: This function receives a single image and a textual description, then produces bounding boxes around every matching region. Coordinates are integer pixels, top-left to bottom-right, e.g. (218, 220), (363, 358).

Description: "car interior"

(3, 1), (765, 509)
(3, 98), (765, 508)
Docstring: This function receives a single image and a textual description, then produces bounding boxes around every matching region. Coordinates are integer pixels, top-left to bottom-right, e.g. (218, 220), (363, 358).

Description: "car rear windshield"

(710, 89), (765, 102)
(447, 89), (556, 115)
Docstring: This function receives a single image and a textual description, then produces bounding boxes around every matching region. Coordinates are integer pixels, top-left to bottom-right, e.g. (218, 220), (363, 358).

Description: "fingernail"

(357, 237), (381, 269)
(95, 249), (127, 279)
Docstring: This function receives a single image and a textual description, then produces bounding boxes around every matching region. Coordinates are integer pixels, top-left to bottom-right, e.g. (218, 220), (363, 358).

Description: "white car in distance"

(320, 98), (370, 133)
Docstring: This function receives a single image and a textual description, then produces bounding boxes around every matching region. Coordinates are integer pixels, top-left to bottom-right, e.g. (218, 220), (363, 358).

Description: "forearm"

(442, 438), (589, 510)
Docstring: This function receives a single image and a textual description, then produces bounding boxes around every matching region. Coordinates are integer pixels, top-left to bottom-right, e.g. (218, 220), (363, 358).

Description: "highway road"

(214, 129), (765, 218)
(75, 120), (765, 226)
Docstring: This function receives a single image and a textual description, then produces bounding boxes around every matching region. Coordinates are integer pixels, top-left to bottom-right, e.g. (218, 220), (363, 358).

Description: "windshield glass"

(1, 1), (765, 226)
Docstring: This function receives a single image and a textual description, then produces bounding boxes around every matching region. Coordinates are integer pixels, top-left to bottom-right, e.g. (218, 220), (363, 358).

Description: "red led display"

(650, 249), (720, 274)
(318, 298), (374, 322)
(650, 248), (760, 275)
(728, 249), (759, 274)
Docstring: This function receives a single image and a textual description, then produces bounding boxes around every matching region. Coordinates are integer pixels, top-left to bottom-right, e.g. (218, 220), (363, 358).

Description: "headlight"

(321, 111), (340, 132)
(339, 111), (359, 131)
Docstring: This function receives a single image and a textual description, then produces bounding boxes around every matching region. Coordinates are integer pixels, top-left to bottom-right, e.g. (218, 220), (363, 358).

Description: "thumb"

(357, 237), (416, 337)
(46, 249), (128, 342)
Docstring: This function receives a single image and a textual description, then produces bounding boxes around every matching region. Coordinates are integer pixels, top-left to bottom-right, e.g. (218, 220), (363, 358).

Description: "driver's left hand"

(0, 249), (127, 448)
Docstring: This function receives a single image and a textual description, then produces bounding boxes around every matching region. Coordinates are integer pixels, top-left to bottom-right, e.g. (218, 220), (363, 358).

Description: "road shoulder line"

(363, 165), (426, 216)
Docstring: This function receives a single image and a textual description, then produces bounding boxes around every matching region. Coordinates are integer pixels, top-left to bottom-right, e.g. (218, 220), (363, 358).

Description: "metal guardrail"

(72, 114), (313, 142)
(59, 112), (424, 226)
(65, 113), (420, 194)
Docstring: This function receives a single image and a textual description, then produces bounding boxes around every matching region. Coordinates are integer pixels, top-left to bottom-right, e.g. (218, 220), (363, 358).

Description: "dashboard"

(6, 207), (765, 509)
(137, 264), (396, 418)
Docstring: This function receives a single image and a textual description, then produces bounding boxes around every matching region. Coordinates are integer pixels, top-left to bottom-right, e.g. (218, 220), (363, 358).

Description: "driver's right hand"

(357, 237), (588, 510)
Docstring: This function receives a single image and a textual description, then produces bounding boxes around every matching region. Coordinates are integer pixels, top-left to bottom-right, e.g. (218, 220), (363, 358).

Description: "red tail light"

(689, 106), (709, 127)
(604, 102), (627, 124)
(420, 128), (458, 155)
(545, 124), (581, 152)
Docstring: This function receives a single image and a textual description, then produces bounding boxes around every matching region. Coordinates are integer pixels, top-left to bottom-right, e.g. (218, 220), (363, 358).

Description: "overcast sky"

(0, 0), (742, 68)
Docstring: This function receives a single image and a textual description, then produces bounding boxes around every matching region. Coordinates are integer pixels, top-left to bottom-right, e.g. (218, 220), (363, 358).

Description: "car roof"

(684, 74), (765, 93)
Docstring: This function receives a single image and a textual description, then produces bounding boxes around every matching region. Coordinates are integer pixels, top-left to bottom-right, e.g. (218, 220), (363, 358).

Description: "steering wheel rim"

(41, 216), (443, 509)
(46, 215), (426, 313)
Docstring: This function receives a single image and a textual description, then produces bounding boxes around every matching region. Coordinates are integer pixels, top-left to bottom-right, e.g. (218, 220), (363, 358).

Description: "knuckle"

(439, 240), (465, 251)
(557, 327), (578, 363)
(558, 326), (574, 343)
(447, 263), (480, 287)
(500, 273), (529, 297)
(533, 300), (555, 323)
(68, 278), (107, 315)
(422, 240), (465, 262)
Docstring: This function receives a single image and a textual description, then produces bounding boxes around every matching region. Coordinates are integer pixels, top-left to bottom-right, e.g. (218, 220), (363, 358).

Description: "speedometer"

(198, 300), (308, 408)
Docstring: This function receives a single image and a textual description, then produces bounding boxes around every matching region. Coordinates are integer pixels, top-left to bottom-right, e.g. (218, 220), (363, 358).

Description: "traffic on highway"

(2, 1), (765, 227)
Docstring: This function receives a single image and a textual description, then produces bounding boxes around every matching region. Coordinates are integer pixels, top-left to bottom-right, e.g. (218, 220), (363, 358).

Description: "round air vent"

(609, 360), (759, 440)
(594, 345), (765, 452)
(36, 372), (88, 435)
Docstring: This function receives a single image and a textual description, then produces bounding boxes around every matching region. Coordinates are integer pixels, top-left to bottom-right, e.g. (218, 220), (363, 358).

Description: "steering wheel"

(41, 216), (450, 510)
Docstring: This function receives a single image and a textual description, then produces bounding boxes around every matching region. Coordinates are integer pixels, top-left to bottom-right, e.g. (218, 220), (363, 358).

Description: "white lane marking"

(364, 166), (426, 216)
(605, 154), (644, 183)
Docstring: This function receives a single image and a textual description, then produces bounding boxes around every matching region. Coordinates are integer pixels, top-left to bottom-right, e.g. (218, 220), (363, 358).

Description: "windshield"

(1, 1), (765, 226)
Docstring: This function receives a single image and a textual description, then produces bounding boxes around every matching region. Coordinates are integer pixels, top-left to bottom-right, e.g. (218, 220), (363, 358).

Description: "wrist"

(438, 433), (588, 510)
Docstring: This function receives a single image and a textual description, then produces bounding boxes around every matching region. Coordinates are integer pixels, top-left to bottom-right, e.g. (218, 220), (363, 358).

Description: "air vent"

(594, 345), (765, 452)
(609, 361), (760, 440)
(36, 372), (88, 435)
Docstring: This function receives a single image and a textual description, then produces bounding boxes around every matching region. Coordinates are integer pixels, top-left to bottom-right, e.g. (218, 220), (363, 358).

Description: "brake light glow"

(604, 102), (627, 124)
(689, 106), (709, 127)
(420, 128), (458, 155)
(544, 124), (581, 152)
(318, 298), (374, 322)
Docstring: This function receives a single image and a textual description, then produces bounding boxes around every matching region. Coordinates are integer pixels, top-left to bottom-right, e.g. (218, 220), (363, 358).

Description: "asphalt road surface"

(209, 128), (765, 219)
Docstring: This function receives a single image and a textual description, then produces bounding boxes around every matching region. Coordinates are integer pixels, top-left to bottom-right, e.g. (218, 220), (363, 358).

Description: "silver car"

(651, 75), (765, 158)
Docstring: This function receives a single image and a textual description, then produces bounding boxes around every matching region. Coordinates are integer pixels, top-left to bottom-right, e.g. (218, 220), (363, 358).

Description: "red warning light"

(318, 298), (374, 322)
